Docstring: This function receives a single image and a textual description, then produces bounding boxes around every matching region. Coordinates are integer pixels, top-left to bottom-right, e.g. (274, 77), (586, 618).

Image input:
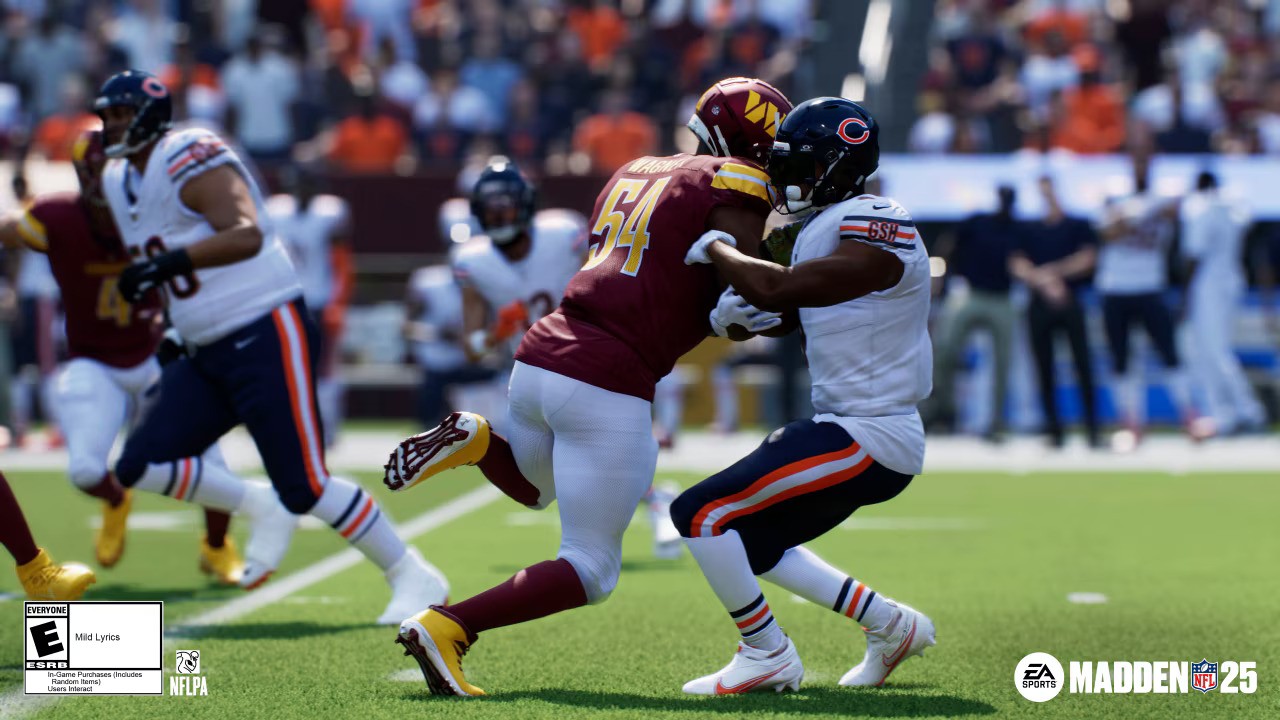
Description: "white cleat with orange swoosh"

(839, 601), (936, 687)
(682, 637), (804, 695)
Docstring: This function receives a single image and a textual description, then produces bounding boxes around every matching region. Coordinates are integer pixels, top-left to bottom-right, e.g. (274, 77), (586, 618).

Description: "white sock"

(686, 530), (784, 650)
(1115, 371), (1141, 426)
(762, 546), (893, 630)
(131, 456), (245, 512)
(309, 476), (406, 570)
(712, 364), (738, 429)
(1162, 367), (1193, 417)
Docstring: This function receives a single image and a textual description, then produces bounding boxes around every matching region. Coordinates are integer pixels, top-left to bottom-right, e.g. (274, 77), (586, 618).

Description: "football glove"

(710, 287), (782, 337)
(118, 249), (193, 303)
(491, 300), (529, 343)
(761, 221), (804, 267)
(685, 230), (737, 265)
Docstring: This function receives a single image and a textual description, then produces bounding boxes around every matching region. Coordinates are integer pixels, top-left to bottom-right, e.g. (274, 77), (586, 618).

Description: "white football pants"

(1187, 281), (1265, 432)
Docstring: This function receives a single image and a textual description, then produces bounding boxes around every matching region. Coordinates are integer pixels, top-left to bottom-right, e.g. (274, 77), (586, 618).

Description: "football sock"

(130, 457), (246, 511)
(761, 546), (893, 631)
(204, 509), (231, 548)
(686, 529), (784, 651)
(476, 431), (542, 507)
(0, 472), (39, 565)
(82, 471), (125, 507)
(310, 476), (405, 570)
(447, 558), (588, 635)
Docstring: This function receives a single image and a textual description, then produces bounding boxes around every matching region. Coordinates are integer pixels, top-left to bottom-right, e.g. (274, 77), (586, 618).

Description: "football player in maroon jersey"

(384, 77), (793, 696)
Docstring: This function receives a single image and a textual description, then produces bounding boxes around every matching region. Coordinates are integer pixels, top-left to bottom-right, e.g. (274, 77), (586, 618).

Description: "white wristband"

(467, 330), (489, 356)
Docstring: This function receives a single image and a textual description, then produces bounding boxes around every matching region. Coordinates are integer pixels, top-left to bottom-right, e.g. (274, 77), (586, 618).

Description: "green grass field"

(2, 466), (1277, 719)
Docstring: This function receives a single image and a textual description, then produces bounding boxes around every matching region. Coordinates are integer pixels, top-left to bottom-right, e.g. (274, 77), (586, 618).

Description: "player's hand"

(117, 249), (193, 303)
(155, 327), (187, 366)
(491, 300), (528, 342)
(761, 221), (803, 267)
(710, 287), (782, 337)
(685, 230), (737, 265)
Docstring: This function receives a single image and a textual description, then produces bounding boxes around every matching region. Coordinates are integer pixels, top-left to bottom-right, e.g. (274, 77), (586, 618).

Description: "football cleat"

(683, 637), (804, 695)
(239, 481), (298, 590)
(384, 412), (490, 493)
(95, 489), (132, 567)
(647, 481), (683, 560)
(396, 608), (485, 696)
(18, 549), (96, 600)
(378, 547), (449, 625)
(839, 601), (936, 687)
(198, 536), (245, 586)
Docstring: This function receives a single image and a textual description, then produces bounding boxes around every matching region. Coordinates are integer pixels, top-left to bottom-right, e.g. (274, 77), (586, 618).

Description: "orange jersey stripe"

(838, 225), (914, 240)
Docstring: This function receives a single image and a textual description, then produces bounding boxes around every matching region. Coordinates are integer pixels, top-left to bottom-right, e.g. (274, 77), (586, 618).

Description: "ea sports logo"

(837, 117), (870, 145)
(1015, 652), (1064, 702)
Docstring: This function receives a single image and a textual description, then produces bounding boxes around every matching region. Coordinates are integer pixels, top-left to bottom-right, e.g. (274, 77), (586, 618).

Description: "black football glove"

(117, 249), (193, 303)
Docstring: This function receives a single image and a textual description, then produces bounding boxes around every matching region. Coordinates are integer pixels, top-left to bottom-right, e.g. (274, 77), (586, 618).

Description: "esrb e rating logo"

(170, 650), (208, 696)
(24, 601), (162, 695)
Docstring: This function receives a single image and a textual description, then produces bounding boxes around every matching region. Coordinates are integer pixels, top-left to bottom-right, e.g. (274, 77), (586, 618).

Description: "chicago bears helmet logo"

(141, 77), (168, 98)
(837, 117), (870, 145)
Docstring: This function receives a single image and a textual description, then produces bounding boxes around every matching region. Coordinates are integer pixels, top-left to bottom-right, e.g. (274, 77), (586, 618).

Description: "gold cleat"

(384, 412), (491, 492)
(395, 608), (485, 697)
(18, 549), (96, 600)
(95, 490), (132, 567)
(198, 536), (245, 586)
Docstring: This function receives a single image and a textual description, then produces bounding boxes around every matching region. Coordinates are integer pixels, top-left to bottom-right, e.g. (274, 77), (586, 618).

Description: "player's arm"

(179, 165), (265, 267)
(693, 231), (904, 312)
(459, 284), (494, 361)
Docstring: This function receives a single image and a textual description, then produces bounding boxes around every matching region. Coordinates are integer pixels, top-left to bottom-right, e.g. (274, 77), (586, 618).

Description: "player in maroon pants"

(1, 470), (95, 599)
(384, 77), (793, 696)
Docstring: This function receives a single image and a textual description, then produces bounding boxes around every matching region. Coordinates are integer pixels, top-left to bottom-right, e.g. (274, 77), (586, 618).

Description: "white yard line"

(0, 485), (502, 719)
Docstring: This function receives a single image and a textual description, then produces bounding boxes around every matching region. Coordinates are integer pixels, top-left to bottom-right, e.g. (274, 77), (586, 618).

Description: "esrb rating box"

(24, 601), (163, 695)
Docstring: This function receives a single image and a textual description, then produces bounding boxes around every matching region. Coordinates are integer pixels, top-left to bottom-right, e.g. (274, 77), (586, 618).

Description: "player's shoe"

(378, 548), (449, 625)
(839, 601), (936, 687)
(95, 489), (132, 567)
(384, 412), (491, 492)
(239, 481), (298, 590)
(1184, 415), (1215, 443)
(199, 536), (245, 586)
(396, 608), (485, 696)
(18, 549), (96, 600)
(682, 637), (804, 695)
(647, 481), (683, 560)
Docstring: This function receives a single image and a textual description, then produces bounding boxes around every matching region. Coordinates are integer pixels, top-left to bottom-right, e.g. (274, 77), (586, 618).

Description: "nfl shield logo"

(1191, 659), (1218, 693)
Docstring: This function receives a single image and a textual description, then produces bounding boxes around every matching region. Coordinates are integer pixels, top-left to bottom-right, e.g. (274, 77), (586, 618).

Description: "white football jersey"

(1181, 190), (1250, 293)
(102, 127), (301, 345)
(792, 194), (932, 476)
(451, 208), (587, 336)
(1096, 193), (1174, 295)
(407, 265), (467, 371)
(267, 193), (349, 309)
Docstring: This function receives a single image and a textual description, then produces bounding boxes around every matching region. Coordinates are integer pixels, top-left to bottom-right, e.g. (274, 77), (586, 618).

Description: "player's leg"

(1102, 295), (1140, 436)
(1063, 300), (1100, 446)
(653, 372), (684, 448)
(929, 293), (979, 432)
(1, 470), (95, 599)
(1198, 285), (1265, 432)
(1140, 293), (1205, 438)
(1027, 299), (1061, 444)
(987, 295), (1016, 438)
(193, 445), (245, 586)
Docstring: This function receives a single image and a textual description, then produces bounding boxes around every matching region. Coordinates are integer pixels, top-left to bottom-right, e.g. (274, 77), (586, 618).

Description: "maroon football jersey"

(516, 154), (772, 400)
(20, 193), (161, 368)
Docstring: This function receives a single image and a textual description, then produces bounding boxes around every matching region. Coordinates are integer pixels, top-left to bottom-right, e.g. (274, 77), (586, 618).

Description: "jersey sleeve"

(836, 196), (920, 257)
(163, 129), (236, 190)
(708, 161), (773, 217)
(15, 206), (50, 253)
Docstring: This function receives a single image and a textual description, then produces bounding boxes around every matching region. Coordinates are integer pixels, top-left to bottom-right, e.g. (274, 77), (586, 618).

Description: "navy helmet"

(470, 156), (535, 245)
(766, 97), (879, 214)
(93, 70), (173, 159)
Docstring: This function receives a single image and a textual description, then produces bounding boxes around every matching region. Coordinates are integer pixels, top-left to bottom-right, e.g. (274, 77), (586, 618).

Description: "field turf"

(1, 465), (1276, 719)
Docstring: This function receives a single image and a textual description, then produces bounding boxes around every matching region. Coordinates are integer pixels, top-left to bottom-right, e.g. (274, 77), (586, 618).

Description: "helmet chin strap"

(488, 224), (522, 245)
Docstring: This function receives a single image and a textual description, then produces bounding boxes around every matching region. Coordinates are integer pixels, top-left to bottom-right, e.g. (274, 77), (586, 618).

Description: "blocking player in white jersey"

(676, 98), (936, 694)
(94, 70), (444, 623)
(266, 169), (353, 447)
(1180, 171), (1266, 435)
(1097, 153), (1204, 448)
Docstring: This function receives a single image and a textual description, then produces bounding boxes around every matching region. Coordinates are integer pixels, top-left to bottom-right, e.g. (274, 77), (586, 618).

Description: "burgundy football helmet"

(71, 127), (109, 207)
(687, 77), (793, 164)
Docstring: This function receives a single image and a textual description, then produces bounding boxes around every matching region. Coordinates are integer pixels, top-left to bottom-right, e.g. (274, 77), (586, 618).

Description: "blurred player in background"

(674, 98), (935, 695)
(385, 77), (792, 696)
(1, 470), (95, 599)
(7, 175), (60, 449)
(1180, 170), (1266, 436)
(0, 129), (252, 583)
(267, 168), (353, 447)
(1097, 153), (1204, 449)
(95, 70), (444, 622)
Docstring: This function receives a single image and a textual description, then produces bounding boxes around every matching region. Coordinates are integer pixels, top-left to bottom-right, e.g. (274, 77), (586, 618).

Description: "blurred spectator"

(112, 0), (176, 73)
(13, 14), (85, 122)
(1019, 30), (1078, 124)
(946, 8), (1009, 92)
(501, 80), (549, 164)
(572, 89), (657, 173)
(376, 38), (430, 112)
(222, 32), (300, 167)
(1024, 0), (1090, 48)
(1048, 47), (1125, 153)
(1131, 68), (1224, 151)
(928, 185), (1022, 440)
(460, 32), (523, 126)
(1257, 78), (1280, 154)
(160, 37), (224, 124)
(348, 0), (416, 62)
(1172, 11), (1227, 90)
(413, 66), (494, 162)
(566, 0), (627, 71)
(1113, 0), (1172, 92)
(1009, 176), (1101, 448)
(30, 80), (98, 161)
(328, 92), (410, 173)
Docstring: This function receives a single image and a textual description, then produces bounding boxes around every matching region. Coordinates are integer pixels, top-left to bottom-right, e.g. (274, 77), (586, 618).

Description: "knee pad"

(113, 453), (146, 488)
(558, 540), (622, 604)
(68, 454), (108, 490)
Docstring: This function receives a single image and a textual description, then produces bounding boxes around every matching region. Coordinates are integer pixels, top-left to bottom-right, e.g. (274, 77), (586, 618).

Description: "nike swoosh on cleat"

(881, 617), (919, 668)
(714, 663), (790, 694)
(872, 203), (891, 210)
